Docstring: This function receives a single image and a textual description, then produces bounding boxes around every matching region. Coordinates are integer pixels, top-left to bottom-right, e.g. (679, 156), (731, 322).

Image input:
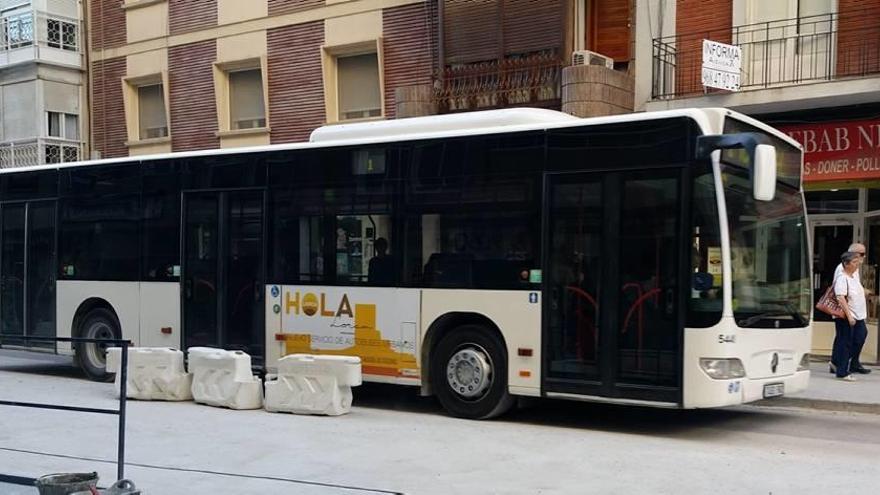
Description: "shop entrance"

(810, 219), (857, 321)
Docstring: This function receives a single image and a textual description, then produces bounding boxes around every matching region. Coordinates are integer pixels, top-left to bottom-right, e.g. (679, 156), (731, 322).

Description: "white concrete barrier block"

(264, 354), (362, 416)
(187, 347), (263, 410)
(106, 347), (193, 401)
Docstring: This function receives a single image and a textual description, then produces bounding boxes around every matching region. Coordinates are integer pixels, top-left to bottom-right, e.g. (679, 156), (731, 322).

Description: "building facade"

(87, 0), (637, 159)
(0, 0), (85, 168)
(636, 0), (880, 362)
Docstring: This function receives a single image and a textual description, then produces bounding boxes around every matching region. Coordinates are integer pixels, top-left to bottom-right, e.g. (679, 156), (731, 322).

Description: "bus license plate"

(763, 383), (784, 398)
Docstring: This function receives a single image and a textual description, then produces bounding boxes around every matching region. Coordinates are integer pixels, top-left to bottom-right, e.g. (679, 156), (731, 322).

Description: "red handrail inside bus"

(565, 285), (598, 360)
(622, 287), (661, 371)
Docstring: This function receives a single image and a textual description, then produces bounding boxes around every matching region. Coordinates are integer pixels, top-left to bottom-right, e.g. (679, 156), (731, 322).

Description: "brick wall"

(267, 21), (326, 144)
(675, 0), (732, 95)
(90, 0), (126, 50)
(91, 57), (127, 159)
(169, 0), (218, 35)
(169, 41), (220, 152)
(268, 0), (325, 16)
(382, 3), (435, 119)
(837, 0), (880, 76)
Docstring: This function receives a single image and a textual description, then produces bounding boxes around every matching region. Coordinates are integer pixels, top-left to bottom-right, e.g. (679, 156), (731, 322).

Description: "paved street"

(1, 349), (879, 494)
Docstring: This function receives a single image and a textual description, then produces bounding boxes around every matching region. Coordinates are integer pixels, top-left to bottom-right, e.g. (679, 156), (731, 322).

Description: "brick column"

(561, 65), (634, 118)
(395, 85), (436, 118)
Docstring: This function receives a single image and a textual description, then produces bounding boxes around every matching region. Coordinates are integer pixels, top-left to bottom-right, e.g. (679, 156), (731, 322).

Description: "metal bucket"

(34, 472), (98, 495)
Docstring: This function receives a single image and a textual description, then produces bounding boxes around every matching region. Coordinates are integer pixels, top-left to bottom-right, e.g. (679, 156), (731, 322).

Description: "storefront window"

(806, 189), (859, 214)
(867, 189), (880, 212)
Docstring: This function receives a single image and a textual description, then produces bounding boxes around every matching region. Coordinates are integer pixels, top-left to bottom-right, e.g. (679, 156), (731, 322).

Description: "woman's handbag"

(815, 283), (847, 319)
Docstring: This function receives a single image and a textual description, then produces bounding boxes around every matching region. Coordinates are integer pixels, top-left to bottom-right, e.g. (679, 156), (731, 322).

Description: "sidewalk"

(756, 360), (880, 414)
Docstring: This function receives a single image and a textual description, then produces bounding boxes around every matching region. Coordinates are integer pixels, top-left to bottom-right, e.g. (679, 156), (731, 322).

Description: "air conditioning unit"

(571, 50), (614, 69)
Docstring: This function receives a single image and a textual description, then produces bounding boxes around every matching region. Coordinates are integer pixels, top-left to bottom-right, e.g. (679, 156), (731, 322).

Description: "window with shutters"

(321, 42), (385, 124)
(138, 84), (169, 140)
(229, 69), (267, 130)
(336, 53), (382, 121)
(123, 74), (172, 150)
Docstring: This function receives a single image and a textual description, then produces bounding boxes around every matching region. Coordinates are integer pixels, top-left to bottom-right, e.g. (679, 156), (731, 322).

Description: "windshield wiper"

(781, 301), (809, 327)
(737, 312), (788, 327)
(738, 301), (808, 328)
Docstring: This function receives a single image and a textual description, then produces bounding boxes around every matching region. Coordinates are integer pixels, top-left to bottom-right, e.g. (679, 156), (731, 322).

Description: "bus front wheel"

(75, 308), (119, 382)
(431, 325), (515, 419)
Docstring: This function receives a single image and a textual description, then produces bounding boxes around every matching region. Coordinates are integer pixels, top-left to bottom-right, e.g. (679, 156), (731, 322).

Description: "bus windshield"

(722, 119), (811, 328)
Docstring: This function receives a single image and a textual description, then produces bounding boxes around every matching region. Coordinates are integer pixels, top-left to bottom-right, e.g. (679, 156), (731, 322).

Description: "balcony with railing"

(434, 51), (564, 113)
(0, 138), (83, 168)
(1, 10), (83, 68)
(652, 10), (880, 100)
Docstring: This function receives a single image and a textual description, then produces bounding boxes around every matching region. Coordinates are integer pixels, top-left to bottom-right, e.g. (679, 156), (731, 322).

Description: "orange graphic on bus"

(281, 303), (418, 378)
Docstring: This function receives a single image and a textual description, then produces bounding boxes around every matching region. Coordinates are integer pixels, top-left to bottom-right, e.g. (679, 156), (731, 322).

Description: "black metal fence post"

(0, 335), (131, 482)
(117, 340), (128, 480)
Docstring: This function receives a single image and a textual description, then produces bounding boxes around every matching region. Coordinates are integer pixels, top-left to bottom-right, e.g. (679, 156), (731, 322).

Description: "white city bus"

(0, 107), (811, 418)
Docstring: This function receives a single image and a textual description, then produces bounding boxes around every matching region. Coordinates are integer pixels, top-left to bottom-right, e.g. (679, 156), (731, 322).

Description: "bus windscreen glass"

(722, 118), (811, 328)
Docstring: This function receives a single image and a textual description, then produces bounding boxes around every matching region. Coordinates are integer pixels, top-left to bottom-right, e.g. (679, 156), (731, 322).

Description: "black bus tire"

(75, 308), (119, 382)
(431, 325), (515, 419)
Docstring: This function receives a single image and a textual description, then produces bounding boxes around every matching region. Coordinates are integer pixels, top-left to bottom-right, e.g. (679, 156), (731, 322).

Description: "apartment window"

(47, 18), (77, 51)
(3, 13), (34, 49)
(229, 69), (266, 130)
(138, 84), (169, 139)
(47, 112), (79, 140)
(337, 53), (381, 121)
(45, 145), (79, 164)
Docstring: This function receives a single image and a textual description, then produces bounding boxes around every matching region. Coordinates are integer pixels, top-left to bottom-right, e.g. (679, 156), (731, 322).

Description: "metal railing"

(434, 51), (563, 113)
(0, 138), (83, 168)
(0, 336), (130, 480)
(652, 10), (880, 99)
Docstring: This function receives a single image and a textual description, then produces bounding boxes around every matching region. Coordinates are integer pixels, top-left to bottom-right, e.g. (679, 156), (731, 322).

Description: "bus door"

(0, 201), (57, 350)
(543, 169), (686, 404)
(182, 190), (265, 361)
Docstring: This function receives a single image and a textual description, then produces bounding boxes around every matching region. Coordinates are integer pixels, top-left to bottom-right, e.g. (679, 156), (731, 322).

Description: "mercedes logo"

(771, 352), (779, 374)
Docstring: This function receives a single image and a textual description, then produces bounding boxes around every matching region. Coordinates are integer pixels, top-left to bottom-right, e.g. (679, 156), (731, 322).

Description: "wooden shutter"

(444, 0), (500, 63)
(592, 0), (632, 61)
(503, 0), (564, 55)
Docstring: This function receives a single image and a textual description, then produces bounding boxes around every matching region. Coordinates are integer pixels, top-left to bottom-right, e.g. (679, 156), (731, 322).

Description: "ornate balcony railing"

(0, 138), (83, 168)
(652, 10), (880, 99)
(434, 51), (563, 113)
(1, 10), (82, 67)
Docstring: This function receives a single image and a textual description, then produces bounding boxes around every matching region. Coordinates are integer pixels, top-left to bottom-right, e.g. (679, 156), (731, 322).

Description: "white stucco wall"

(634, 0), (676, 111)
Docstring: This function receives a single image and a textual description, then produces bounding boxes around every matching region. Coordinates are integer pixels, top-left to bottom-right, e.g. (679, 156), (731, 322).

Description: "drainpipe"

(437, 0), (445, 76)
(81, 0), (93, 160)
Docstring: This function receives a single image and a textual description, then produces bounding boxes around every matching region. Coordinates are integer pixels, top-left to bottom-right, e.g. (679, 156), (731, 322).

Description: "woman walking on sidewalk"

(833, 251), (871, 381)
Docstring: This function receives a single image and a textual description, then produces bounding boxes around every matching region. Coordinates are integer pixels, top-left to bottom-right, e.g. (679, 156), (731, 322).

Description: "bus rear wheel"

(75, 308), (119, 382)
(431, 325), (515, 419)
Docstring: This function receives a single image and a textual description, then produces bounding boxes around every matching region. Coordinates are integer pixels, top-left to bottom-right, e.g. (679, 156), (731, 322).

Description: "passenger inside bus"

(368, 237), (395, 286)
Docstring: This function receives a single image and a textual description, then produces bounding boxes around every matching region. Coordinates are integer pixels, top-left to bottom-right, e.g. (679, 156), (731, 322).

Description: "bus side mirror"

(696, 132), (777, 202)
(753, 144), (777, 201)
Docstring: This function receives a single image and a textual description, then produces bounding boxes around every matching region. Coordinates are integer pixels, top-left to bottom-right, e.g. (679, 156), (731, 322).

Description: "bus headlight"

(700, 358), (745, 379)
(797, 353), (810, 371)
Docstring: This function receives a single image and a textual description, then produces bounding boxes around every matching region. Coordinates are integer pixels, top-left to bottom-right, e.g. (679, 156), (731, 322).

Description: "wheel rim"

(84, 322), (114, 368)
(446, 344), (493, 400)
